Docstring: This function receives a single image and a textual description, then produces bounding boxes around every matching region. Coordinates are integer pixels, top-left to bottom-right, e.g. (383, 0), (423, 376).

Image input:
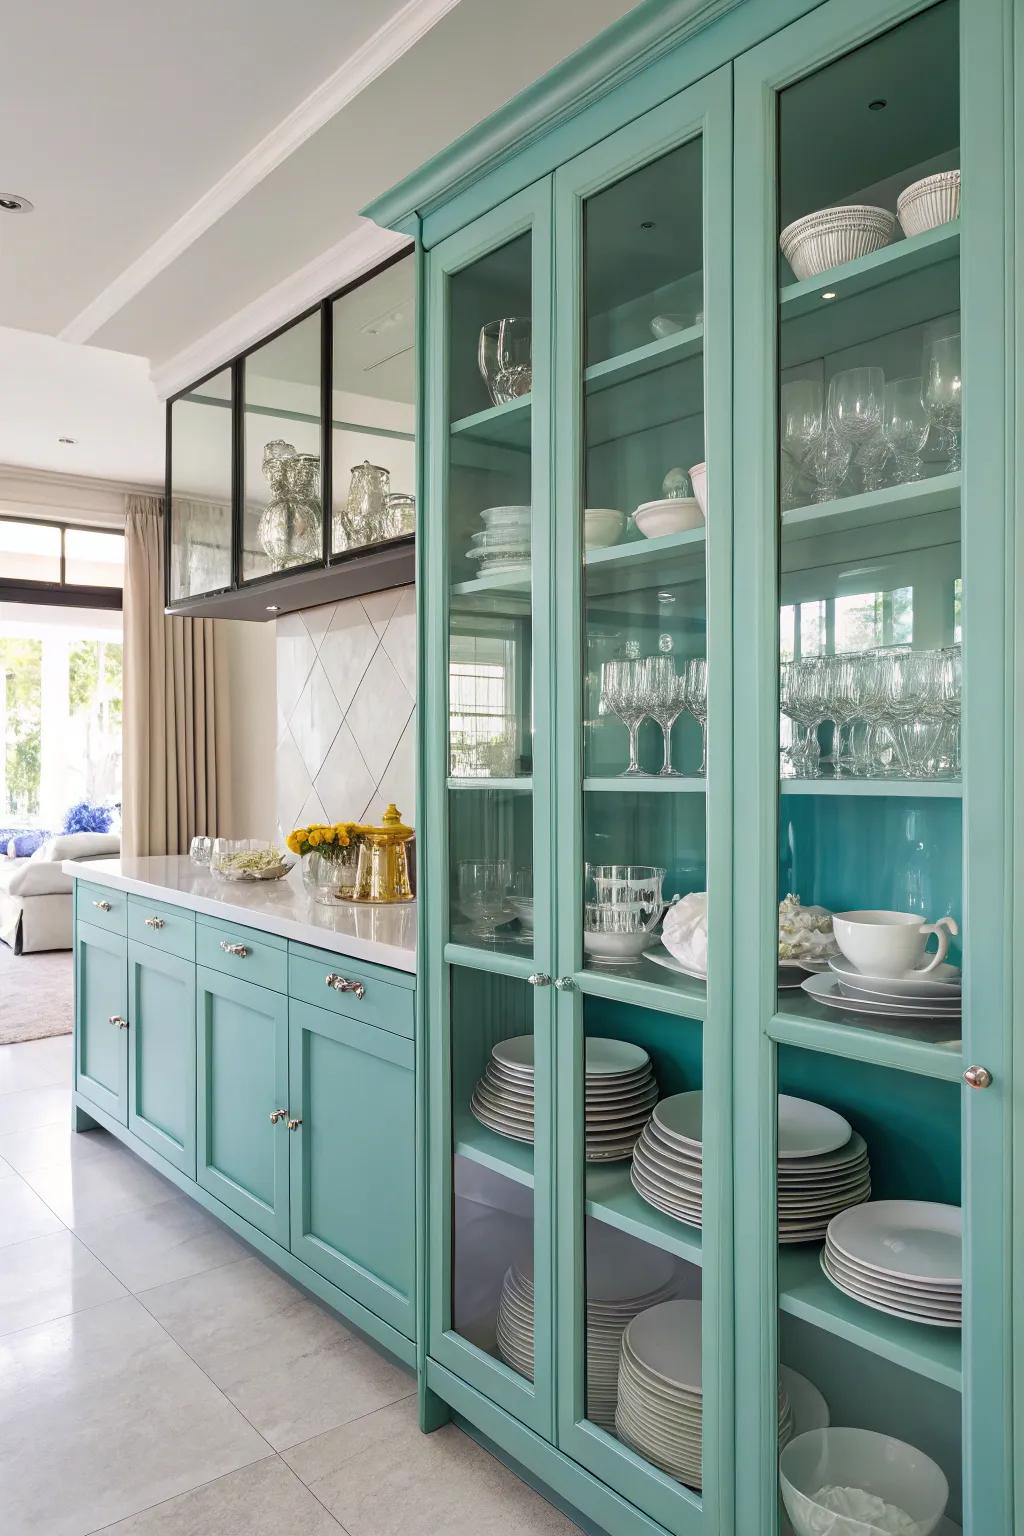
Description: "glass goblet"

(804, 428), (852, 503)
(828, 367), (885, 490)
(923, 331), (962, 472)
(684, 656), (708, 775)
(457, 860), (513, 939)
(884, 376), (930, 484)
(600, 658), (651, 776)
(644, 657), (688, 776)
(780, 379), (824, 464)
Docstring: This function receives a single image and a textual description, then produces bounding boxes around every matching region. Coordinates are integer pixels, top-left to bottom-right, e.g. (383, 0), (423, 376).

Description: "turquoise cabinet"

(128, 941), (197, 1177)
(75, 921), (128, 1123)
(288, 1000), (416, 1338)
(195, 964), (290, 1244)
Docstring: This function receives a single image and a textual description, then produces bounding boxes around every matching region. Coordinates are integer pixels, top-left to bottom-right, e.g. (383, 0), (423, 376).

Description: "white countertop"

(64, 855), (416, 975)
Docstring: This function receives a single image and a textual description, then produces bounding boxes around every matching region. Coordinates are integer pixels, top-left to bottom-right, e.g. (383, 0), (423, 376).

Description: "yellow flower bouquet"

(289, 821), (374, 901)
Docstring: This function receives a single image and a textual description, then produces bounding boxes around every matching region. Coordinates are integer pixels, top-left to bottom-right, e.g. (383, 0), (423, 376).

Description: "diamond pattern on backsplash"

(276, 586), (416, 833)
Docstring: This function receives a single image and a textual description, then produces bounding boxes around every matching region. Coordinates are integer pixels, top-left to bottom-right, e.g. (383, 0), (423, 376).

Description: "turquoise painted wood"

(288, 950), (414, 1038)
(196, 914), (288, 993)
(195, 963), (290, 1244)
(74, 921), (128, 1123)
(128, 940), (197, 1177)
(288, 999), (416, 1339)
(78, 880), (128, 934)
(127, 894), (196, 962)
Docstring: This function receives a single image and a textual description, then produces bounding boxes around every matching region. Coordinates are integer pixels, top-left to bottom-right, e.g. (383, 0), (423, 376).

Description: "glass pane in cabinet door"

(447, 232), (534, 955)
(581, 136), (707, 1001)
(169, 367), (233, 600)
(331, 255), (416, 555)
(773, 10), (963, 1532)
(450, 966), (536, 1380)
(242, 311), (323, 582)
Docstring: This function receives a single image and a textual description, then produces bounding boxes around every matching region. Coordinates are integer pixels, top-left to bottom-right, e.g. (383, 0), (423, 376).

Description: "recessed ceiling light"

(266, 604), (280, 612)
(361, 305), (407, 337)
(0, 194), (33, 213)
(868, 99), (888, 111)
(640, 221), (656, 231)
(58, 436), (77, 445)
(821, 291), (837, 301)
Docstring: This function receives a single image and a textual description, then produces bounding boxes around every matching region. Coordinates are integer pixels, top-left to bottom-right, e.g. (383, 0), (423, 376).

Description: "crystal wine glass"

(804, 427), (852, 503)
(600, 658), (651, 776)
(936, 645), (962, 775)
(829, 367), (885, 491)
(923, 331), (962, 471)
(457, 860), (513, 939)
(781, 379), (824, 463)
(684, 656), (708, 775)
(644, 657), (688, 776)
(883, 376), (930, 483)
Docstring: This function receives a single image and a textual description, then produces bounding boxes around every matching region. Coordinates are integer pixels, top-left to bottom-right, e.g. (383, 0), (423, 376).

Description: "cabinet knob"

(108, 1015), (128, 1029)
(269, 1108), (288, 1124)
(220, 941), (249, 958)
(527, 973), (552, 987)
(325, 973), (365, 1000)
(963, 1064), (993, 1089)
(144, 916), (166, 929)
(554, 976), (576, 992)
(287, 1118), (302, 1131)
(93, 899), (112, 912)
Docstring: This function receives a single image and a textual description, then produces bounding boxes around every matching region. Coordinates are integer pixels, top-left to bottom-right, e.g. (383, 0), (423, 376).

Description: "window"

(0, 517), (124, 604)
(449, 630), (521, 777)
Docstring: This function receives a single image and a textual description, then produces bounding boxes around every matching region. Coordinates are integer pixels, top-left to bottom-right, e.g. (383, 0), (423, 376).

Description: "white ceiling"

(1, 0), (637, 485)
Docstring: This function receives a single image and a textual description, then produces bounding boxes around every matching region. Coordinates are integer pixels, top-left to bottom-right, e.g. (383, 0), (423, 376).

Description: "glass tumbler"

(478, 318), (533, 405)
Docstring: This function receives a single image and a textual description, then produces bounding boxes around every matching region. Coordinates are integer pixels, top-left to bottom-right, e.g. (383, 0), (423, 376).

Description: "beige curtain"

(122, 495), (231, 856)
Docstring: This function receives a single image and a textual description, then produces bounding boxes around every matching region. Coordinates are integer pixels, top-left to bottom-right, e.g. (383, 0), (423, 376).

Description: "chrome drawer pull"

(269, 1108), (288, 1124)
(93, 899), (112, 912)
(325, 973), (365, 1000)
(144, 916), (166, 929)
(287, 1118), (302, 1131)
(108, 1015), (128, 1029)
(220, 941), (249, 958)
(963, 1065), (993, 1089)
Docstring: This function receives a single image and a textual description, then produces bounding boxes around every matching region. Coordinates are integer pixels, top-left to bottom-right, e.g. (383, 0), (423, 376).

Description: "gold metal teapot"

(351, 805), (415, 904)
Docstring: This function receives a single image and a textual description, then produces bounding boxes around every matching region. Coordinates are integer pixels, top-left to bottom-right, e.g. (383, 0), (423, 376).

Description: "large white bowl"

(634, 499), (704, 538)
(780, 205), (895, 281)
(689, 462), (707, 517)
(897, 171), (960, 237)
(584, 507), (626, 550)
(780, 1428), (949, 1536)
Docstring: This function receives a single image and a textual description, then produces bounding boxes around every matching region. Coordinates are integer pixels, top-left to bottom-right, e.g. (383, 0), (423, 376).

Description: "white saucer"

(802, 972), (962, 1021)
(829, 954), (961, 999)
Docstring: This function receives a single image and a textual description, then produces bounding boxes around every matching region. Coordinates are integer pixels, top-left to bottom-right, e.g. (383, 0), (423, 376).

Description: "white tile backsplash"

(276, 586), (416, 833)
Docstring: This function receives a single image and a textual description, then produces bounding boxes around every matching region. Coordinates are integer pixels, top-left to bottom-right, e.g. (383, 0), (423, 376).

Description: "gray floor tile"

(140, 1255), (415, 1450)
(0, 1119), (123, 1176)
(18, 1138), (179, 1228)
(93, 1454), (345, 1535)
(0, 1168), (65, 1246)
(284, 1398), (582, 1536)
(77, 1193), (249, 1292)
(0, 1294), (271, 1536)
(0, 1034), (72, 1093)
(0, 1083), (70, 1134)
(0, 1228), (127, 1336)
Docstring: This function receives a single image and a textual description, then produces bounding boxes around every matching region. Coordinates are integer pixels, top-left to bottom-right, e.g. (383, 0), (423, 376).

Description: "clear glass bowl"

(210, 839), (291, 881)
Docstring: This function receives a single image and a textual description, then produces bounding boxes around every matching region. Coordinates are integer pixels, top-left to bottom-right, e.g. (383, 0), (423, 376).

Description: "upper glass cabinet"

(167, 366), (233, 602)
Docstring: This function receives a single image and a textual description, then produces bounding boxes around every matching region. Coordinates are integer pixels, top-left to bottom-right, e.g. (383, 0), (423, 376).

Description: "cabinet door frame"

(75, 921), (128, 1123)
(196, 964), (290, 1244)
(731, 1), (1015, 1531)
(551, 67), (734, 1535)
(288, 999), (415, 1338)
(421, 177), (557, 1437)
(128, 940), (197, 1177)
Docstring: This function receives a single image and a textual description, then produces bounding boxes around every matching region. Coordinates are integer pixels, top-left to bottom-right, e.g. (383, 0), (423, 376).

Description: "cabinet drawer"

(288, 952), (414, 1040)
(78, 881), (128, 933)
(127, 895), (195, 961)
(197, 917), (287, 993)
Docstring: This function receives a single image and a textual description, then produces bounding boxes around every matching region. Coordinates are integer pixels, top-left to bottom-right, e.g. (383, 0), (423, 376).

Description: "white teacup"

(832, 909), (959, 978)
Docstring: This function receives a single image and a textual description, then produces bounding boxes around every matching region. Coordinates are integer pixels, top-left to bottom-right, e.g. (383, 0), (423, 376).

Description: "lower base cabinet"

(129, 942), (196, 1177)
(75, 922), (128, 1124)
(288, 1000), (415, 1338)
(196, 965), (290, 1244)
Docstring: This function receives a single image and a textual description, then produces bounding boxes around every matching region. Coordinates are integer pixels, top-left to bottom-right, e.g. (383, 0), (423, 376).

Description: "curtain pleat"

(122, 495), (231, 856)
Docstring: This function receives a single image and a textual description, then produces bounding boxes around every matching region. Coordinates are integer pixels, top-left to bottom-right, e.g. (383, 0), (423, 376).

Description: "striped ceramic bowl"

(897, 170), (960, 238)
(779, 205), (895, 282)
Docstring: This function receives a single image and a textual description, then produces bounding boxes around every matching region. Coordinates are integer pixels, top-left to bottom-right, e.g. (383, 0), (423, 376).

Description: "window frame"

(0, 514), (123, 610)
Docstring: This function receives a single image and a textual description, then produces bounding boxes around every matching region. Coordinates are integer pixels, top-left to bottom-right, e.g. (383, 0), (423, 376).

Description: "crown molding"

(0, 464), (161, 525)
(150, 222), (409, 400)
(58, 0), (460, 347)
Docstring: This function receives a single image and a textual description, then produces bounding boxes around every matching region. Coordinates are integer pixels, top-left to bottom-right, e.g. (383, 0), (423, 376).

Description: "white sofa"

(0, 833), (120, 953)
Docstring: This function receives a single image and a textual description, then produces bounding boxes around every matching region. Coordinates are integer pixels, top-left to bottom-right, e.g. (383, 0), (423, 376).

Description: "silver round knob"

(554, 976), (576, 992)
(963, 1064), (993, 1089)
(527, 973), (551, 987)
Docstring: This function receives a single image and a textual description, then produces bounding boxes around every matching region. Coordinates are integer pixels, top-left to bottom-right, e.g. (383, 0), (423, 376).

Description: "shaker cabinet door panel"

(196, 966), (290, 1244)
(288, 1000), (415, 1339)
(75, 922), (128, 1123)
(128, 942), (197, 1177)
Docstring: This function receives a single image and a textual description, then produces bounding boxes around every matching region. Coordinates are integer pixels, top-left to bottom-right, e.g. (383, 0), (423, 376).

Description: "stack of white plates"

(822, 1200), (962, 1328)
(471, 1034), (658, 1162)
(614, 1300), (792, 1488)
(495, 1233), (678, 1429)
(631, 1092), (870, 1241)
(465, 505), (531, 575)
(808, 956), (963, 1026)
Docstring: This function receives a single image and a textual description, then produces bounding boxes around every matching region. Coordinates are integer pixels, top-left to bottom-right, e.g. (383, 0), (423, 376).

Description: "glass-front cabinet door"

(552, 71), (733, 1534)
(423, 182), (555, 1433)
(167, 365), (234, 602)
(734, 2), (1009, 1533)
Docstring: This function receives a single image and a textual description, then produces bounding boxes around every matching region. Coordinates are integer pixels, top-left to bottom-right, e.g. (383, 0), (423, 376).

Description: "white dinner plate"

(779, 1366), (830, 1434)
(828, 955), (961, 998)
(822, 1249), (962, 1314)
(820, 1253), (962, 1327)
(645, 948), (804, 989)
(776, 1094), (853, 1159)
(823, 1237), (960, 1298)
(827, 1199), (962, 1284)
(837, 978), (962, 1010)
(802, 972), (963, 1021)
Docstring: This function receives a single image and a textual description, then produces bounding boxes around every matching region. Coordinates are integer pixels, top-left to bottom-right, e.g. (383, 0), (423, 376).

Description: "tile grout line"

(81, 1454), (294, 1536)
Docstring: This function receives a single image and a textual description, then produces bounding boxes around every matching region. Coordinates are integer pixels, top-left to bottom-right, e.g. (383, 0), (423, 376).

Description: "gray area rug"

(0, 942), (73, 1044)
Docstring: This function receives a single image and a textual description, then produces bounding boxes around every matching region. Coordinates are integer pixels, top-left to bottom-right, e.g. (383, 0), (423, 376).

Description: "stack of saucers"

(471, 1034), (658, 1162)
(465, 505), (531, 576)
(802, 955), (962, 1026)
(495, 1229), (678, 1429)
(631, 1091), (870, 1240)
(822, 1200), (962, 1328)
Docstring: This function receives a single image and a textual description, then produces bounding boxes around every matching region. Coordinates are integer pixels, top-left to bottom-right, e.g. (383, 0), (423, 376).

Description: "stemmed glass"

(780, 657), (825, 776)
(684, 657), (708, 775)
(457, 860), (513, 938)
(883, 376), (930, 483)
(804, 428), (852, 503)
(829, 367), (886, 491)
(644, 657), (689, 776)
(923, 331), (962, 471)
(600, 658), (652, 777)
(936, 645), (962, 774)
(821, 654), (860, 776)
(780, 379), (824, 506)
